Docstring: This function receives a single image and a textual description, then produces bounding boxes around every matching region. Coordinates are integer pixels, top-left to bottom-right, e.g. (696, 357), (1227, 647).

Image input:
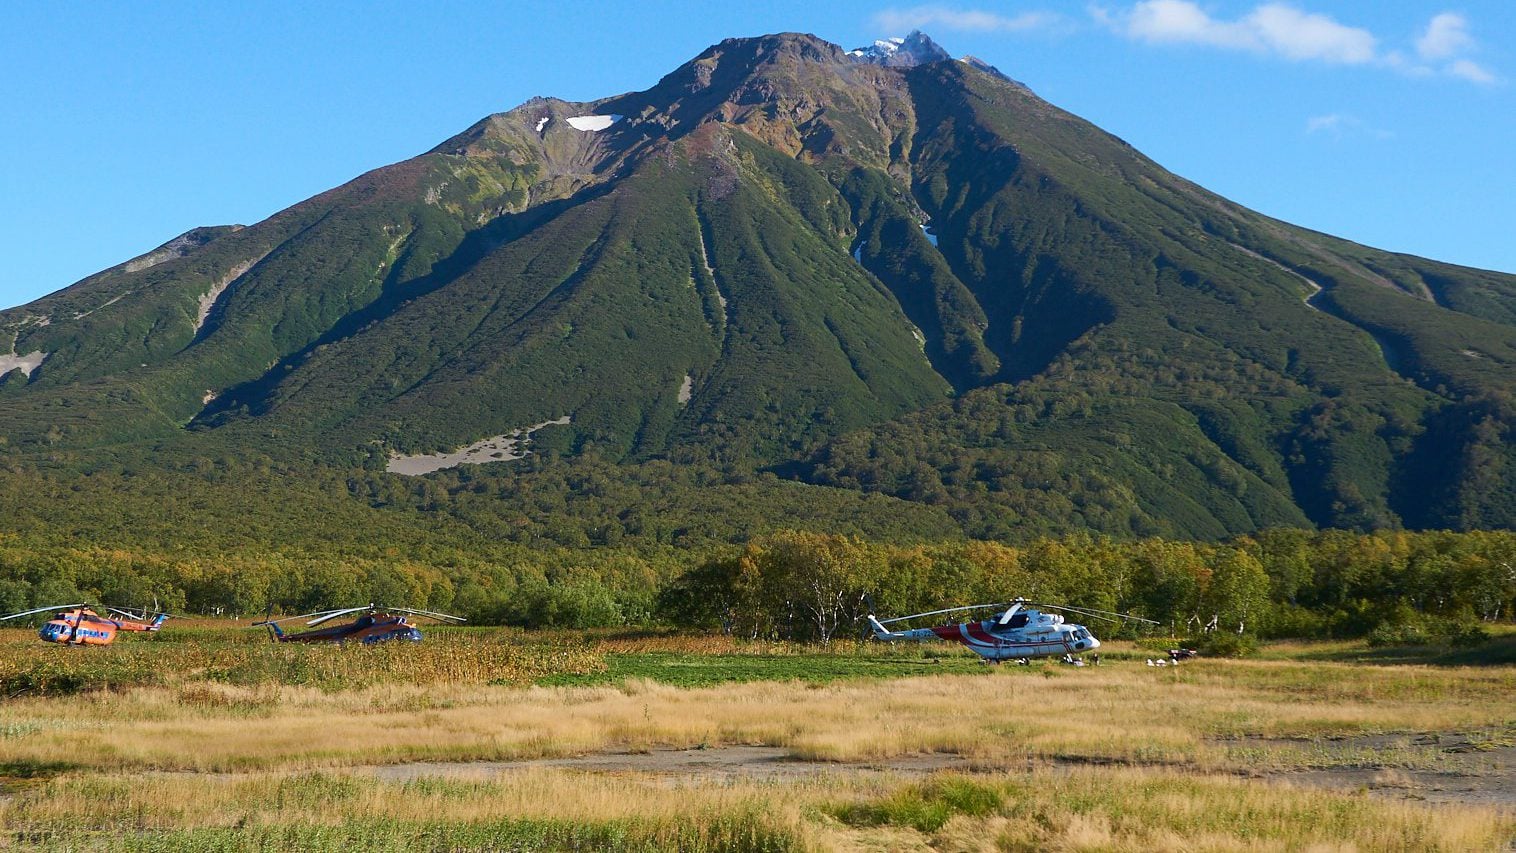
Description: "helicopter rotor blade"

(997, 599), (1028, 626)
(875, 603), (1010, 625)
(1021, 602), (1123, 624)
(1067, 605), (1160, 625)
(0, 604), (93, 622)
(385, 607), (465, 623)
(1031, 602), (1160, 626)
(305, 606), (374, 627)
(1047, 602), (1157, 623)
(103, 603), (174, 620)
(250, 607), (356, 627)
(1059, 609), (1123, 624)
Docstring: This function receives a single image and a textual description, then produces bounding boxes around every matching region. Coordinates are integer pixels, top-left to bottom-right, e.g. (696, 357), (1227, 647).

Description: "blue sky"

(1, 1), (1510, 310)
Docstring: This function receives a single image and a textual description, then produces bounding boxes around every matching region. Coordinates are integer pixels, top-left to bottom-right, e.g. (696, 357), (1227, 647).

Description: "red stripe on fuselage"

(964, 623), (1000, 645)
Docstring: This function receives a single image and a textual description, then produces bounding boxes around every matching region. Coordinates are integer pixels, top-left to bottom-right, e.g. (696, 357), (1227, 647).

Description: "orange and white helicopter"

(867, 598), (1156, 661)
(0, 603), (169, 646)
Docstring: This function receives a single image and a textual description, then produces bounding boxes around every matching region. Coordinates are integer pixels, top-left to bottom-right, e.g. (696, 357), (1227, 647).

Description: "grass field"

(1, 623), (1512, 851)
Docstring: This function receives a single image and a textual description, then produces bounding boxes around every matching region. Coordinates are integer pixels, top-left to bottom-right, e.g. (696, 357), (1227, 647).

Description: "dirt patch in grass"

(1221, 730), (1516, 806)
(1275, 765), (1514, 806)
(365, 746), (977, 783)
(362, 731), (1516, 808)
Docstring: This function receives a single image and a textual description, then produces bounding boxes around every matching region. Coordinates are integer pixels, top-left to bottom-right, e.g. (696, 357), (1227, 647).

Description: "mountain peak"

(696, 32), (849, 71)
(848, 31), (950, 67)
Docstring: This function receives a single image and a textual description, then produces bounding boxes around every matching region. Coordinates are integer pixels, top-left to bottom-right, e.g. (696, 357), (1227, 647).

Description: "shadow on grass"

(1288, 634), (1516, 667)
(0, 760), (75, 797)
(0, 761), (74, 779)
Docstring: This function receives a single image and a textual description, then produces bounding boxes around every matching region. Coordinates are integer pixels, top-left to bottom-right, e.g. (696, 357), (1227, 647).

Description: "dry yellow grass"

(1, 630), (1512, 850)
(1, 656), (1510, 774)
(1, 768), (798, 837)
(1, 765), (1509, 852)
(0, 626), (602, 694)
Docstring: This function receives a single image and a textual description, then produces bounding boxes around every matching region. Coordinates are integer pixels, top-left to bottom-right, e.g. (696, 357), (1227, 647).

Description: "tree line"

(659, 529), (1513, 645)
(1, 528), (1511, 645)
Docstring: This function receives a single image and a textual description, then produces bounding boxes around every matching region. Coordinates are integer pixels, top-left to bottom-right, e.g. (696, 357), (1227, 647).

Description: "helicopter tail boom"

(253, 606), (287, 642)
(867, 615), (941, 643)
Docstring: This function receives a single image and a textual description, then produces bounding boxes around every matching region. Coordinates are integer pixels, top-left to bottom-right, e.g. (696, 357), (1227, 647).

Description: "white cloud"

(1382, 50), (1433, 77)
(1095, 3), (1499, 83)
(1416, 12), (1473, 61)
(873, 6), (1060, 34)
(1305, 113), (1392, 139)
(1448, 58), (1497, 85)
(1107, 1), (1376, 64)
(1123, 0), (1252, 49)
(1305, 114), (1345, 134)
(1246, 4), (1376, 64)
(1412, 12), (1500, 85)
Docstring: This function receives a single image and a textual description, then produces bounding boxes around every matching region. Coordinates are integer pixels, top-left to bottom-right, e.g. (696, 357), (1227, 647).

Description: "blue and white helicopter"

(867, 598), (1157, 662)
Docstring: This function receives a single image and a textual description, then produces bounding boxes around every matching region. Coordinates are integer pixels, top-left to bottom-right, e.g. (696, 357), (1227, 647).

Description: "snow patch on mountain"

(848, 31), (1031, 89)
(535, 117), (550, 133)
(849, 37), (905, 59)
(848, 31), (950, 67)
(566, 114), (622, 131)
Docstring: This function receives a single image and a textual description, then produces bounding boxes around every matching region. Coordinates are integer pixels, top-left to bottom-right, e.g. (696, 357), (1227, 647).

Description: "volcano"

(4, 31), (1514, 539)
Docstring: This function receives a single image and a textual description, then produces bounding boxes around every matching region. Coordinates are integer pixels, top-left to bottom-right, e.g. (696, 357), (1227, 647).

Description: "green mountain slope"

(2, 30), (1514, 541)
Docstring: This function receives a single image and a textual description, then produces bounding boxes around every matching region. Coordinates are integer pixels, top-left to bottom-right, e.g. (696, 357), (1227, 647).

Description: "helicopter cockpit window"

(1006, 613), (1030, 629)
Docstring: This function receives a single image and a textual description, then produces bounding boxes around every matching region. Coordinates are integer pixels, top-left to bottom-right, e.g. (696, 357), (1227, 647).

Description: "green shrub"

(830, 777), (1003, 833)
(509, 583), (624, 629)
(1257, 604), (1328, 640)
(1189, 632), (1257, 658)
(1367, 621), (1431, 648)
(1366, 605), (1432, 647)
(1432, 610), (1492, 649)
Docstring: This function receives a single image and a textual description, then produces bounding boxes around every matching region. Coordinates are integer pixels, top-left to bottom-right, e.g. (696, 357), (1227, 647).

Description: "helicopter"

(0, 603), (169, 646)
(253, 604), (464, 644)
(867, 598), (1157, 662)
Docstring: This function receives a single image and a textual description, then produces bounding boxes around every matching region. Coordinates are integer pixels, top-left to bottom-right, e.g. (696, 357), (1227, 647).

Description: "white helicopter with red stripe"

(866, 598), (1156, 661)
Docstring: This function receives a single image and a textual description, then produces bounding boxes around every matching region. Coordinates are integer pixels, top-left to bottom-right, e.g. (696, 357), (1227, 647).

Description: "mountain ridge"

(3, 30), (1515, 541)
